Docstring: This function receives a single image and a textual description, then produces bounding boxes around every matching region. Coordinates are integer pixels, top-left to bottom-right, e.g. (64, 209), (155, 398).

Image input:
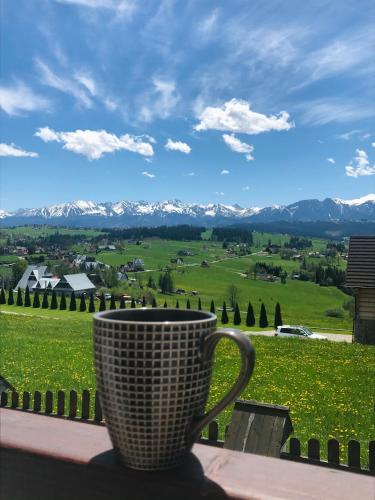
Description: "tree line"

(0, 286), (283, 328)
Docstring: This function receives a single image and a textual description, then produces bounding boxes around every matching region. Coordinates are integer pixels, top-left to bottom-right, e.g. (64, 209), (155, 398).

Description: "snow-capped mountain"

(1, 194), (374, 227)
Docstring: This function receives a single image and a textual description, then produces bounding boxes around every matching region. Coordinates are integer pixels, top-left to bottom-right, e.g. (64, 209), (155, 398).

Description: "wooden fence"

(1, 389), (374, 475)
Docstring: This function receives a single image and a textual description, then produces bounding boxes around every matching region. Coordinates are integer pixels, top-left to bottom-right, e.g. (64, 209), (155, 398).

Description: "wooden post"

(45, 391), (53, 414)
(208, 421), (219, 442)
(57, 390), (65, 416)
(369, 441), (375, 472)
(307, 439), (320, 461)
(94, 391), (102, 422)
(327, 439), (340, 465)
(33, 391), (41, 412)
(69, 390), (77, 419)
(22, 391), (30, 411)
(11, 391), (19, 409)
(289, 438), (301, 457)
(81, 390), (90, 420)
(348, 440), (361, 468)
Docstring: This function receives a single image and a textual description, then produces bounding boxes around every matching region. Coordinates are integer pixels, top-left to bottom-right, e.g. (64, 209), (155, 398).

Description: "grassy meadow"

(1, 310), (373, 465)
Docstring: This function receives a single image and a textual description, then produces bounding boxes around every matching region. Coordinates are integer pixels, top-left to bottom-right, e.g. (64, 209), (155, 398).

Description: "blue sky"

(1, 0), (374, 211)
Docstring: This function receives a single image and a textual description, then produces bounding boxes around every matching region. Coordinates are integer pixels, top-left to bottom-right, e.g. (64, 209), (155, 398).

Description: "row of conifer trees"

(0, 286), (283, 328)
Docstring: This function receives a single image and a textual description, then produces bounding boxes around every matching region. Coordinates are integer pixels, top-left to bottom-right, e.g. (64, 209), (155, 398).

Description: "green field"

(1, 309), (373, 465)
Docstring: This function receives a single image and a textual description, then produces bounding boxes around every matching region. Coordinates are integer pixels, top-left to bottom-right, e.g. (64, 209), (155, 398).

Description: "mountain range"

(1, 194), (374, 228)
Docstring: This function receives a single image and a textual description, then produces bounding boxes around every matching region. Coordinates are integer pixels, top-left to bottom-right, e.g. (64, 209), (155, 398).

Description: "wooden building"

(346, 236), (375, 344)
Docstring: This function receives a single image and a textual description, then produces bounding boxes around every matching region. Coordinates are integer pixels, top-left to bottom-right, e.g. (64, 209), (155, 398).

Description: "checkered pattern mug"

(94, 308), (255, 470)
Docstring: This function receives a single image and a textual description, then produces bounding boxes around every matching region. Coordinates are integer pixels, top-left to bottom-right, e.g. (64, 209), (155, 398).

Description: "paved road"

(245, 330), (352, 343)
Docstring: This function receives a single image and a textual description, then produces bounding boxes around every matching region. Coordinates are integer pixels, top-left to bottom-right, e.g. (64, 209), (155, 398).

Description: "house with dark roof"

(346, 236), (375, 345)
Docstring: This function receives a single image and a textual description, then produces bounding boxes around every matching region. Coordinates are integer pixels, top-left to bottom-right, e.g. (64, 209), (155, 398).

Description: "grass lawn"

(1, 309), (373, 465)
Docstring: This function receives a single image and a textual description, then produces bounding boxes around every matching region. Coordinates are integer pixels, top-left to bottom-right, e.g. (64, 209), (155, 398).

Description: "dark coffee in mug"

(94, 308), (255, 470)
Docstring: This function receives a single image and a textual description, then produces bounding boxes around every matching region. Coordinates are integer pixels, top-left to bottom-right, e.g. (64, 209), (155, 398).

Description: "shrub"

(246, 302), (255, 327)
(24, 286), (31, 307)
(60, 293), (67, 310)
(324, 308), (344, 318)
(221, 301), (229, 324)
(16, 287), (23, 306)
(33, 291), (40, 308)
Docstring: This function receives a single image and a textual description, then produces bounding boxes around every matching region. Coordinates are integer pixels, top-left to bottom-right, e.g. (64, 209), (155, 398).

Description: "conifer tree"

(152, 297), (157, 308)
(259, 303), (268, 328)
(274, 302), (283, 328)
(50, 290), (58, 310)
(60, 292), (67, 310)
(175, 300), (180, 309)
(164, 300), (168, 308)
(210, 300), (215, 314)
(33, 291), (40, 308)
(8, 289), (14, 305)
(131, 298), (136, 308)
(80, 293), (87, 312)
(24, 286), (31, 307)
(16, 287), (23, 306)
(186, 298), (191, 309)
(0, 288), (6, 305)
(89, 293), (95, 313)
(110, 293), (116, 310)
(99, 293), (106, 311)
(246, 302), (255, 327)
(119, 296), (125, 309)
(142, 296), (146, 307)
(69, 292), (77, 311)
(221, 301), (228, 324)
(233, 303), (241, 325)
(42, 291), (49, 309)
(198, 297), (202, 310)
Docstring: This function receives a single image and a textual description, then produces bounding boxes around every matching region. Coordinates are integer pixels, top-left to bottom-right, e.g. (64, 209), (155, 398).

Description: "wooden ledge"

(1, 409), (374, 500)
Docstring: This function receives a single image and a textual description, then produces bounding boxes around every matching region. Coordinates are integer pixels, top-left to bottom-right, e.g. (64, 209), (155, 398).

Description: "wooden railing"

(1, 389), (373, 475)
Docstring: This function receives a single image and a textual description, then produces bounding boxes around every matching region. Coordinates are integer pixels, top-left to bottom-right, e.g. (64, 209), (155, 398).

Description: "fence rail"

(1, 389), (373, 475)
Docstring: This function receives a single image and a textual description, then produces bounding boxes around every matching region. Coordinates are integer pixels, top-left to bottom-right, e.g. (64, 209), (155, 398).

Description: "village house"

(346, 235), (375, 345)
(120, 258), (145, 272)
(16, 266), (96, 296)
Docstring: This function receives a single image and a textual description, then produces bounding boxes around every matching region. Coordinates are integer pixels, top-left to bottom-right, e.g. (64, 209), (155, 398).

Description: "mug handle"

(188, 328), (255, 443)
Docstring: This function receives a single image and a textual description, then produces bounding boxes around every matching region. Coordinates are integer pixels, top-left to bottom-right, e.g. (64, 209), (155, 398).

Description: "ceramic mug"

(94, 308), (255, 470)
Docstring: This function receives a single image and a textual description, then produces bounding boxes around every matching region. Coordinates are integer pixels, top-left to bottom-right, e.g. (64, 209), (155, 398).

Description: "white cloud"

(164, 138), (191, 154)
(220, 169), (229, 175)
(0, 83), (51, 116)
(198, 9), (219, 39)
(195, 98), (293, 135)
(142, 171), (155, 178)
(139, 78), (180, 123)
(242, 185), (250, 191)
(35, 127), (154, 160)
(36, 59), (93, 108)
(222, 134), (254, 161)
(215, 191), (225, 196)
(345, 149), (375, 178)
(327, 158), (335, 164)
(185, 172), (195, 176)
(371, 142), (375, 148)
(298, 98), (375, 125)
(0, 143), (38, 158)
(56, 0), (136, 15)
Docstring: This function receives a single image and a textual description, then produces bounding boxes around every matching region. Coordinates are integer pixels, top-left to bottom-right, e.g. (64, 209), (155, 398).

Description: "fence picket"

(289, 438), (301, 457)
(327, 439), (340, 465)
(369, 441), (375, 472)
(69, 390), (77, 418)
(22, 391), (30, 410)
(81, 390), (90, 420)
(224, 424), (229, 439)
(57, 390), (65, 416)
(348, 440), (360, 468)
(45, 391), (53, 414)
(94, 391), (102, 422)
(308, 438), (320, 461)
(11, 391), (19, 408)
(0, 392), (7, 407)
(208, 421), (219, 441)
(33, 391), (41, 412)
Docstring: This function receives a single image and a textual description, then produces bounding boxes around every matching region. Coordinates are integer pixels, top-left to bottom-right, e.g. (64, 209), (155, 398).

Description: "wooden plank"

(57, 390), (65, 416)
(0, 392), (8, 407)
(33, 391), (41, 412)
(348, 440), (361, 468)
(69, 390), (77, 419)
(94, 391), (102, 422)
(45, 391), (53, 414)
(327, 439), (340, 465)
(369, 441), (375, 472)
(208, 421), (219, 442)
(81, 390), (90, 420)
(289, 438), (301, 457)
(307, 439), (320, 461)
(11, 391), (19, 409)
(22, 391), (30, 410)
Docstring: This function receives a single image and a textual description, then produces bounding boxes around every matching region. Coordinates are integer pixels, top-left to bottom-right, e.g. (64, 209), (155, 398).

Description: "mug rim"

(94, 307), (217, 325)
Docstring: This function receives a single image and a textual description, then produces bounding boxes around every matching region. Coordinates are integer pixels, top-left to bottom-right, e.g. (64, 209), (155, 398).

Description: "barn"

(346, 235), (375, 345)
